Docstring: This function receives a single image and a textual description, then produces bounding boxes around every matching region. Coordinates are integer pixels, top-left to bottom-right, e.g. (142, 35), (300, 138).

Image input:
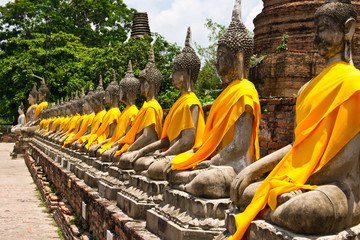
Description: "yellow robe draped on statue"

(43, 118), (55, 135)
(62, 114), (92, 148)
(52, 117), (64, 132)
(64, 114), (95, 146)
(230, 61), (360, 240)
(115, 99), (163, 157)
(58, 116), (70, 133)
(78, 110), (107, 144)
(38, 119), (46, 130)
(18, 114), (26, 125)
(85, 108), (121, 149)
(61, 114), (80, 139)
(100, 105), (139, 154)
(34, 102), (48, 119)
(172, 79), (260, 170)
(161, 91), (205, 151)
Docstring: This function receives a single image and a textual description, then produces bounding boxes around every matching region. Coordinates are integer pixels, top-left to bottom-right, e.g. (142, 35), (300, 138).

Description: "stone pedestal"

(248, 220), (360, 240)
(116, 175), (167, 220)
(146, 187), (234, 240)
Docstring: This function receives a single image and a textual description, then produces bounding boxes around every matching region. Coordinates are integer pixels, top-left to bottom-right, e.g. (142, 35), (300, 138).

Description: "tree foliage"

(0, 0), (181, 122)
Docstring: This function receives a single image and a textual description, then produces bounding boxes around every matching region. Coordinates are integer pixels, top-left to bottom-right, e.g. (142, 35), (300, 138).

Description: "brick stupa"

(131, 12), (151, 39)
(251, 0), (360, 97)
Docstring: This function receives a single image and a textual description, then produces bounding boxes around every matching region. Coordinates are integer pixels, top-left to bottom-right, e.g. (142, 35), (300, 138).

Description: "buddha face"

(140, 78), (150, 98)
(38, 92), (46, 102)
(119, 87), (128, 104)
(171, 66), (190, 90)
(105, 90), (112, 106)
(216, 44), (244, 84)
(314, 15), (344, 59)
(83, 100), (91, 113)
(28, 94), (36, 105)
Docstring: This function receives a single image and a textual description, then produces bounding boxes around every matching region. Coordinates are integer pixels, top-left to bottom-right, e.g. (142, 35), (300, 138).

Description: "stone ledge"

(26, 143), (160, 240)
(248, 220), (360, 240)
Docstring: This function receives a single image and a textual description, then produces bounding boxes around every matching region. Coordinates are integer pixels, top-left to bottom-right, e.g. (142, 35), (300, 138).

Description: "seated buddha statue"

(166, 2), (261, 199)
(56, 92), (81, 144)
(64, 86), (96, 148)
(24, 84), (38, 125)
(113, 48), (163, 166)
(99, 61), (140, 161)
(118, 28), (206, 177)
(61, 88), (94, 147)
(74, 76), (107, 151)
(11, 102), (26, 133)
(87, 70), (121, 156)
(48, 99), (72, 141)
(229, 1), (360, 238)
(34, 78), (50, 123)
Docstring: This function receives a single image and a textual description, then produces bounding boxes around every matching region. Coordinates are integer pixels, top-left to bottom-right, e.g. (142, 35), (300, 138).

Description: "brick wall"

(259, 98), (296, 157)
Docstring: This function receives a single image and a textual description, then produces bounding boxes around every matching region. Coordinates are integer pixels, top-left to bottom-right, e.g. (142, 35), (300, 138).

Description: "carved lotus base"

(83, 167), (108, 188)
(98, 175), (124, 200)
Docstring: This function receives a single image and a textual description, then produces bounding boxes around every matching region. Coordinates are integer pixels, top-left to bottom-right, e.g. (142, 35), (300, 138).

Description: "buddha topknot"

(173, 27), (201, 84)
(120, 61), (140, 98)
(315, 0), (357, 27)
(139, 46), (162, 96)
(38, 78), (50, 101)
(106, 69), (120, 96)
(218, 0), (254, 69)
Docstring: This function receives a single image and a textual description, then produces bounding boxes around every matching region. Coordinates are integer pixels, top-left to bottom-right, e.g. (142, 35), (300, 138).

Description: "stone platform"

(27, 137), (160, 240)
(146, 187), (234, 240)
(116, 175), (168, 220)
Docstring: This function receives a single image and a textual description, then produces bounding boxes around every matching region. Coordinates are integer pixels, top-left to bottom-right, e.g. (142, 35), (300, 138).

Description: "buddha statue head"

(93, 75), (106, 112)
(105, 69), (120, 108)
(120, 61), (140, 106)
(139, 46), (162, 100)
(216, 0), (253, 86)
(74, 87), (86, 115)
(83, 85), (94, 114)
(172, 28), (201, 92)
(18, 102), (25, 114)
(314, 0), (357, 64)
(28, 84), (38, 105)
(38, 78), (50, 102)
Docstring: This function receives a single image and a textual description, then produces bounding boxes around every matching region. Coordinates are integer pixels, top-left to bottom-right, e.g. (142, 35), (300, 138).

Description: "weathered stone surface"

(248, 220), (360, 240)
(251, 0), (360, 97)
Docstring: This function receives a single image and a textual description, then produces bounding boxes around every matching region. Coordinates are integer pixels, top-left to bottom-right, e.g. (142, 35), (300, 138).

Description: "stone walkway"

(0, 143), (60, 240)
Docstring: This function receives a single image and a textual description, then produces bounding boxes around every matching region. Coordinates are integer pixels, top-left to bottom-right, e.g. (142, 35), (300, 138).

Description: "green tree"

(194, 18), (227, 105)
(0, 0), (135, 47)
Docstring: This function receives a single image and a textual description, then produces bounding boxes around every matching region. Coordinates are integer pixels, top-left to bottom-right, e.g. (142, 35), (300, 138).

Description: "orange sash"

(172, 79), (260, 170)
(34, 102), (48, 119)
(85, 108), (121, 149)
(100, 105), (139, 154)
(161, 91), (205, 150)
(231, 62), (360, 239)
(115, 99), (163, 157)
(78, 110), (107, 144)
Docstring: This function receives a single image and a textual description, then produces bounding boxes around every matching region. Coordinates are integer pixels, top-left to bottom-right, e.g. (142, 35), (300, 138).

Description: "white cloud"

(0, 0), (11, 6)
(124, 0), (263, 47)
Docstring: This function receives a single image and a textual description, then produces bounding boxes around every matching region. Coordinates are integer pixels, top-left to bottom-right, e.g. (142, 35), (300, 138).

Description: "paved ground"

(0, 143), (60, 240)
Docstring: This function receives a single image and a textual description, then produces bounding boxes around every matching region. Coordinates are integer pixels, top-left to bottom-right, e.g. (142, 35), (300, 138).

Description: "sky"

(0, 0), (264, 47)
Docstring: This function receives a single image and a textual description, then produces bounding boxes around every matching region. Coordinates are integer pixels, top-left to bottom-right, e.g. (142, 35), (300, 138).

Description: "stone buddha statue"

(75, 76), (107, 151)
(11, 102), (26, 133)
(100, 61), (140, 161)
(53, 95), (79, 143)
(35, 78), (50, 121)
(119, 28), (205, 178)
(65, 86), (96, 148)
(230, 1), (360, 238)
(164, 0), (260, 199)
(25, 84), (38, 125)
(61, 88), (92, 147)
(87, 70), (121, 156)
(113, 47), (163, 166)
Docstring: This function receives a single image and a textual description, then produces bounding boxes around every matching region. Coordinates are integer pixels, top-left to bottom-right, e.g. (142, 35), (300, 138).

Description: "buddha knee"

(186, 168), (236, 198)
(267, 184), (349, 235)
(237, 181), (262, 209)
(133, 156), (155, 172)
(147, 159), (170, 180)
